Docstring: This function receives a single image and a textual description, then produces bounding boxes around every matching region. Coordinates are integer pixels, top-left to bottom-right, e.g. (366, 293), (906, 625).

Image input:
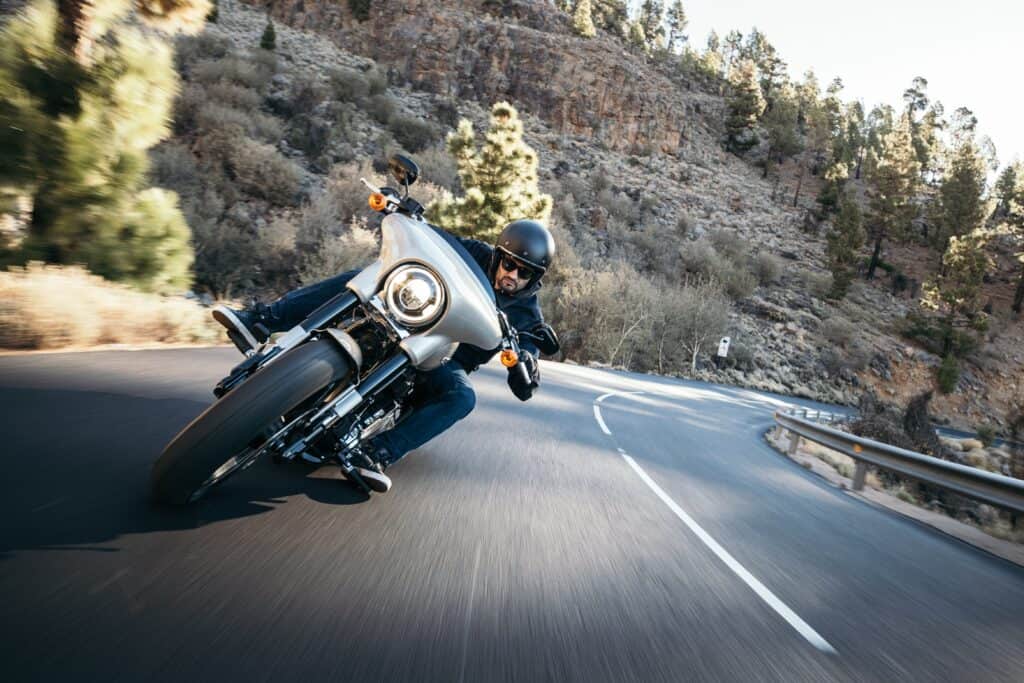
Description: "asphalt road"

(2, 348), (1024, 682)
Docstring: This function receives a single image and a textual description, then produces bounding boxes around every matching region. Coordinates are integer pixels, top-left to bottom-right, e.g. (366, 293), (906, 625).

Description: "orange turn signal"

(500, 349), (519, 367)
(368, 192), (387, 211)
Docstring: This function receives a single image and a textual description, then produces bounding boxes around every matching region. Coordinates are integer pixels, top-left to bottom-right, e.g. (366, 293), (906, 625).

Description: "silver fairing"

(346, 214), (502, 369)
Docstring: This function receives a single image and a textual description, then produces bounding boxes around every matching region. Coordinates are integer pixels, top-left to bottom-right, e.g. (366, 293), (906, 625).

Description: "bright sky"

(678, 0), (1022, 167)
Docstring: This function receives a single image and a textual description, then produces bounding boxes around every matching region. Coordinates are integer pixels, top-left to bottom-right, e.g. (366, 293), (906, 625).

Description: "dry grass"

(0, 263), (221, 349)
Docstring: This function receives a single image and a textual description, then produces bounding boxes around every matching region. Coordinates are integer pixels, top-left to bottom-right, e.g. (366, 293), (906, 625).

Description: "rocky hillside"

(177, 0), (1020, 432)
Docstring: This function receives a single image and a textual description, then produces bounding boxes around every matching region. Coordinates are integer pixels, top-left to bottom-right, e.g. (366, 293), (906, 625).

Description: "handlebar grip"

(514, 359), (531, 386)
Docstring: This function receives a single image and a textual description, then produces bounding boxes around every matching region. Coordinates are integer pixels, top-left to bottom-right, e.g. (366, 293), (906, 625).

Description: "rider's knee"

(451, 383), (476, 419)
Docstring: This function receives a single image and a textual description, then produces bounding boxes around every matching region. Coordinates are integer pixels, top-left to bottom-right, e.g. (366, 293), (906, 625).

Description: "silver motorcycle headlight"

(383, 265), (446, 328)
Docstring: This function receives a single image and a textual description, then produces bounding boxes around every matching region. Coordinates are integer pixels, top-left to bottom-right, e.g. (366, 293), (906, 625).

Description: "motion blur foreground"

(3, 348), (1024, 682)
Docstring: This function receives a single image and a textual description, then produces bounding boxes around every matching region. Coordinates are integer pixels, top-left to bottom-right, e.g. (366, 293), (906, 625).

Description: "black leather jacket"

(442, 233), (544, 399)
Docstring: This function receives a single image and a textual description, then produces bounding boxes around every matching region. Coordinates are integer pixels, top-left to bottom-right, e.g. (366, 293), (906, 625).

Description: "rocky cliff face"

(246, 0), (718, 156)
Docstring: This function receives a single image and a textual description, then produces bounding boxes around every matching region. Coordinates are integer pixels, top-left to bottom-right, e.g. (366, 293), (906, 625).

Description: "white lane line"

(594, 404), (612, 435)
(620, 453), (837, 654)
(597, 392), (837, 655)
(597, 390), (644, 403)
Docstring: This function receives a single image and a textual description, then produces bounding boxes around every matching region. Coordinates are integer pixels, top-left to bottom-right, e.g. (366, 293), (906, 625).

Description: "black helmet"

(490, 219), (555, 287)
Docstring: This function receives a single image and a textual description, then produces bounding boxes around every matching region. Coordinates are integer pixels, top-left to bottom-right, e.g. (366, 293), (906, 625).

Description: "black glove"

(507, 352), (539, 401)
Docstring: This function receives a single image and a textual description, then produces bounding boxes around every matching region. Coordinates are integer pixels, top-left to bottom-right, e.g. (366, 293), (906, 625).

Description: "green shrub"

(596, 188), (640, 225)
(821, 317), (856, 348)
(414, 145), (459, 191)
(287, 114), (332, 159)
(230, 140), (302, 205)
(937, 354), (960, 394)
(976, 424), (996, 448)
(708, 228), (748, 263)
(149, 143), (201, 197)
(349, 0), (372, 21)
(901, 312), (978, 358)
(676, 213), (692, 237)
(205, 81), (263, 110)
(286, 75), (328, 116)
(364, 94), (396, 124)
(752, 251), (782, 286)
(195, 101), (283, 143)
(365, 65), (389, 95)
(677, 238), (757, 301)
(388, 114), (440, 153)
(174, 33), (230, 71)
(329, 67), (370, 102)
(796, 268), (833, 299)
(433, 98), (460, 129)
(726, 343), (755, 371)
(193, 55), (275, 90)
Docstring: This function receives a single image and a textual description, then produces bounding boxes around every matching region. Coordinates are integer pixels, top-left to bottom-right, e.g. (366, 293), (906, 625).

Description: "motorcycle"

(150, 155), (559, 504)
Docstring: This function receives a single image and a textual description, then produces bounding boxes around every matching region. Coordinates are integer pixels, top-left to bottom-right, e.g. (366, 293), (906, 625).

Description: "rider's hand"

(508, 352), (539, 401)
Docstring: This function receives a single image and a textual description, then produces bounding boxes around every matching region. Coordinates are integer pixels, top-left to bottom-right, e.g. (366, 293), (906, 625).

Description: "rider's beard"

(498, 275), (519, 293)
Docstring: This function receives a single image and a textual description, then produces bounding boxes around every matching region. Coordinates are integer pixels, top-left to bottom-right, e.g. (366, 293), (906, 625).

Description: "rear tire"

(151, 339), (352, 505)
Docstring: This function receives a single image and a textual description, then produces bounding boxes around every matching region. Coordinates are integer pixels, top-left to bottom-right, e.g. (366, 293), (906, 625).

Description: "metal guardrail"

(786, 407), (852, 426)
(775, 410), (1024, 514)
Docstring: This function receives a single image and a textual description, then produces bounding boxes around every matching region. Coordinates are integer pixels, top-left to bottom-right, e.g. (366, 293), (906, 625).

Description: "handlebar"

(496, 311), (533, 386)
(362, 178), (425, 220)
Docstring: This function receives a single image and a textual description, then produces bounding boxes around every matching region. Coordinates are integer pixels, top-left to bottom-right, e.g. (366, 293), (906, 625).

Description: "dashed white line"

(596, 392), (838, 656)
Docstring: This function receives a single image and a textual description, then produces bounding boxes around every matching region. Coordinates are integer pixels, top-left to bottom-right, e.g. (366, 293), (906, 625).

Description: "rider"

(211, 219), (555, 492)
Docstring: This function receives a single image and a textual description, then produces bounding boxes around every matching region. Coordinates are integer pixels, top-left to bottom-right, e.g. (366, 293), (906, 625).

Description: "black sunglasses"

(499, 256), (537, 280)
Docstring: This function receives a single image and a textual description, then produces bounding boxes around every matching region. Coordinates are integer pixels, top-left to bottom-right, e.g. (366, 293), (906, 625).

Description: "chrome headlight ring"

(382, 264), (446, 328)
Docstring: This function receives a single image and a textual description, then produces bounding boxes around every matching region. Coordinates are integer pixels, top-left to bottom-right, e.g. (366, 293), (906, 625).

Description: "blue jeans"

(265, 270), (359, 330)
(374, 362), (476, 463)
(265, 271), (477, 462)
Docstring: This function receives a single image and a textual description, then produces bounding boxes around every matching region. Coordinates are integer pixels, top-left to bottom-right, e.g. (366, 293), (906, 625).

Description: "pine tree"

(427, 102), (553, 242)
(816, 162), (848, 215)
(999, 168), (1024, 313)
(921, 230), (992, 355)
(791, 71), (829, 206)
(573, 0), (596, 38)
(761, 85), (801, 178)
(865, 114), (920, 279)
(722, 30), (743, 71)
(627, 20), (647, 51)
(742, 29), (784, 106)
(0, 1), (196, 291)
(993, 162), (1020, 220)
(844, 101), (867, 178)
(637, 0), (665, 52)
(699, 30), (724, 81)
(260, 18), (276, 50)
(826, 192), (866, 299)
(590, 0), (629, 37)
(933, 138), (988, 255)
(724, 59), (764, 154)
(665, 0), (687, 53)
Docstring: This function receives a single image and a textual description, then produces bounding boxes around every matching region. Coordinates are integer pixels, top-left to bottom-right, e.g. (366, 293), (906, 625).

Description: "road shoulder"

(765, 427), (1024, 568)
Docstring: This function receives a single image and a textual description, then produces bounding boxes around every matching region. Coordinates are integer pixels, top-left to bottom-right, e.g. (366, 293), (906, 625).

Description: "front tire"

(151, 339), (352, 505)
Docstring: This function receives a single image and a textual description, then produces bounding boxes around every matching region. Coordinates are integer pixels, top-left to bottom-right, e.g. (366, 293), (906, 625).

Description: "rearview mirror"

(530, 323), (560, 356)
(388, 154), (419, 189)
